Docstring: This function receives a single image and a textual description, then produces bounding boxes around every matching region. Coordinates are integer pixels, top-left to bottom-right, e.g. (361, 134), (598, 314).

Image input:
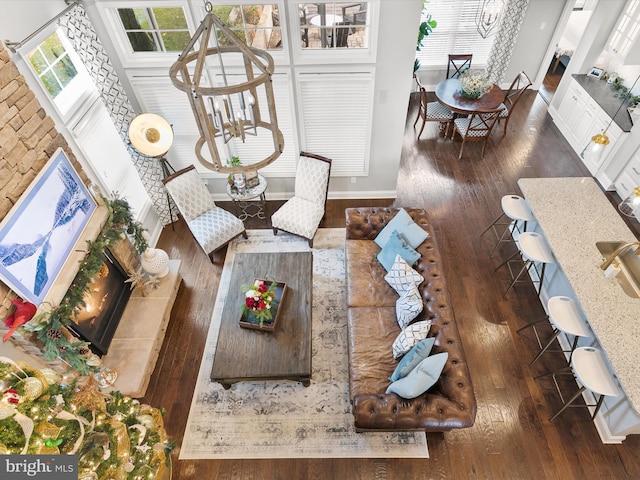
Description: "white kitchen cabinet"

(606, 0), (640, 64)
(554, 78), (623, 176)
(615, 149), (640, 199)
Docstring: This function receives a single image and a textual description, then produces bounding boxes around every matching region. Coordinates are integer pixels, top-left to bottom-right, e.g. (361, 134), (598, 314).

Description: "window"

(416, 0), (495, 69)
(27, 31), (77, 98)
(297, 72), (373, 175)
(25, 29), (95, 119)
(117, 6), (191, 52)
(299, 2), (369, 49)
(209, 4), (282, 50)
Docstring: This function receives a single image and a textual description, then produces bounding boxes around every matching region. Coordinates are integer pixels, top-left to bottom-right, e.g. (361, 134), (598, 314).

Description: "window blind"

(129, 72), (297, 176)
(297, 71), (372, 176)
(416, 0), (496, 69)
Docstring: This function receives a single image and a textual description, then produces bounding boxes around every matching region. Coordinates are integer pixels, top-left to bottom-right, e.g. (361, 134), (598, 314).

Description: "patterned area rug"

(179, 229), (428, 459)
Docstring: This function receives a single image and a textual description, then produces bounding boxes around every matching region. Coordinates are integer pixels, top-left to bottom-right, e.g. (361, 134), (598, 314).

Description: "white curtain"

(486, 0), (530, 84)
(57, 4), (175, 225)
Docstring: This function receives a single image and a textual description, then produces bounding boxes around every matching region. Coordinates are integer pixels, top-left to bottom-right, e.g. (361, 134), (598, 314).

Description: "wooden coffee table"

(210, 251), (313, 389)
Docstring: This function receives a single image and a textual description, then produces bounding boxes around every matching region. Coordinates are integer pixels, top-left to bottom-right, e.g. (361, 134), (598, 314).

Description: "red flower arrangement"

(242, 280), (277, 327)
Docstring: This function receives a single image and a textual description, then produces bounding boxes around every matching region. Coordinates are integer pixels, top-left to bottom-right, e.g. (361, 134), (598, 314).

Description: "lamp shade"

(129, 113), (174, 157)
(619, 187), (640, 219)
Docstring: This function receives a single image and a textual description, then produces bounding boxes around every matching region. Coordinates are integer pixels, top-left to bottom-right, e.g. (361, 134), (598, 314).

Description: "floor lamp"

(128, 113), (177, 225)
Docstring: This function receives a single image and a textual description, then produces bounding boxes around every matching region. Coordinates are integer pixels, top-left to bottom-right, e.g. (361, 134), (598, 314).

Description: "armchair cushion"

(189, 207), (246, 254)
(270, 197), (325, 240)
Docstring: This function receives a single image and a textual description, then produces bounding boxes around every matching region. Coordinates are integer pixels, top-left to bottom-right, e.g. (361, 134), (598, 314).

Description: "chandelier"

(475, 0), (504, 39)
(169, 3), (284, 173)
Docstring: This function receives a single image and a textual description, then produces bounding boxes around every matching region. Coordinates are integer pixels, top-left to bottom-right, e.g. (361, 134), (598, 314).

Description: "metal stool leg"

(549, 386), (587, 422)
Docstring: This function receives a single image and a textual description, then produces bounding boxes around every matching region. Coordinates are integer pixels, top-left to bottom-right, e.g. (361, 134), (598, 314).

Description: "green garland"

(21, 195), (148, 374)
(0, 360), (173, 479)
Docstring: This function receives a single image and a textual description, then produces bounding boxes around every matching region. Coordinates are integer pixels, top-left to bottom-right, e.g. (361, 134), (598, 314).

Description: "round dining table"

(435, 78), (504, 114)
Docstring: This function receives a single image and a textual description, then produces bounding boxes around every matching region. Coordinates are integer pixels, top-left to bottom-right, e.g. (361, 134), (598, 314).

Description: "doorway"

(539, 0), (597, 104)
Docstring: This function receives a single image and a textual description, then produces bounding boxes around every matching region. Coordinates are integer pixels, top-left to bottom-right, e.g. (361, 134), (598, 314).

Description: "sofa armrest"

(345, 207), (432, 240)
(352, 390), (476, 432)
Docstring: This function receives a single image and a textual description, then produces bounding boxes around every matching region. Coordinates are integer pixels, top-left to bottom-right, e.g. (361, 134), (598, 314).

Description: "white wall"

(0, 0), (68, 44)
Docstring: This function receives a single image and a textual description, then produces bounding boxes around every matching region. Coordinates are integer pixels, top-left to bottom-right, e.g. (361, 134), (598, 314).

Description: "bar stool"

(517, 296), (592, 368)
(495, 231), (555, 297)
(544, 346), (621, 422)
(481, 195), (535, 255)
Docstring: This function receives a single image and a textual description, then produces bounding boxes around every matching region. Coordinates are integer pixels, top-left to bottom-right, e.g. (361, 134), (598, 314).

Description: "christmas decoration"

(0, 358), (172, 478)
(13, 196), (148, 374)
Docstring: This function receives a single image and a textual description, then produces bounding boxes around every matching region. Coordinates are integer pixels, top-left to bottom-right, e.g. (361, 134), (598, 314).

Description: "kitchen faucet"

(600, 241), (640, 270)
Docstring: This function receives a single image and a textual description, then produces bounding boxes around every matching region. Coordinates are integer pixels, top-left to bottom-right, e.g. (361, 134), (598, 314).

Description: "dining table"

(435, 78), (504, 114)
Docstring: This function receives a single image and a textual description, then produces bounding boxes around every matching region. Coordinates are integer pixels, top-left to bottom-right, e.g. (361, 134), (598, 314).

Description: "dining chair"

(334, 21), (351, 47)
(163, 165), (247, 262)
(341, 3), (367, 25)
(413, 75), (454, 138)
(446, 54), (473, 79)
(271, 151), (332, 247)
(452, 106), (504, 159)
(496, 71), (533, 135)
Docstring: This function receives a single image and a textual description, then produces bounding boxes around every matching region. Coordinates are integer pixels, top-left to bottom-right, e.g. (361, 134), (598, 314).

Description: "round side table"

(226, 173), (268, 223)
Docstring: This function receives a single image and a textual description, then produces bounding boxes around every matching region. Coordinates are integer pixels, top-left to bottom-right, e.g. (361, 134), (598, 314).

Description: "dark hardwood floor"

(147, 89), (640, 479)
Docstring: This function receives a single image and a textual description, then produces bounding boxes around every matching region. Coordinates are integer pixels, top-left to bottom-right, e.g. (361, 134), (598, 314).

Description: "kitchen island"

(518, 176), (640, 443)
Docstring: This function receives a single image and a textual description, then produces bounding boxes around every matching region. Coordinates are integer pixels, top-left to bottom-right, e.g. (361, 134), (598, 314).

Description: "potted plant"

(414, 0), (437, 74)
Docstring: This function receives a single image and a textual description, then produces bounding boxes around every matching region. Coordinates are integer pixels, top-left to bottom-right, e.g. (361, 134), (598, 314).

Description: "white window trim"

(287, 0), (378, 65)
(19, 25), (98, 124)
(96, 0), (199, 69)
(294, 66), (374, 177)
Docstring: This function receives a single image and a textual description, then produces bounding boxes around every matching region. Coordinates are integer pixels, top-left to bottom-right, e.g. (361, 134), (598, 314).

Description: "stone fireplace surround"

(0, 44), (182, 397)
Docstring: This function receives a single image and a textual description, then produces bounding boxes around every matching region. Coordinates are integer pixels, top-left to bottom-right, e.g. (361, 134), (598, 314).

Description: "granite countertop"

(518, 177), (640, 411)
(573, 74), (634, 132)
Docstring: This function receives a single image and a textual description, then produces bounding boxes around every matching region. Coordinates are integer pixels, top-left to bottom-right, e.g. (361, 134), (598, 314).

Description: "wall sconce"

(619, 187), (640, 219)
(169, 2), (284, 174)
(476, 0), (504, 38)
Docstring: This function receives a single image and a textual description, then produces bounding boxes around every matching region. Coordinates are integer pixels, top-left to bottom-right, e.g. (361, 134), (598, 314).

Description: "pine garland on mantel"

(21, 196), (148, 375)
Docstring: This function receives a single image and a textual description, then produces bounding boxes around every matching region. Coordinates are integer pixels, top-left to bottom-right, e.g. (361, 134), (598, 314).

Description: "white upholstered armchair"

(163, 165), (247, 261)
(271, 151), (332, 247)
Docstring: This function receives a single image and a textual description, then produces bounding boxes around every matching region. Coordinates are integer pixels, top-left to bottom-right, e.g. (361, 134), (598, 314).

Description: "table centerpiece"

(239, 279), (287, 331)
(459, 70), (492, 99)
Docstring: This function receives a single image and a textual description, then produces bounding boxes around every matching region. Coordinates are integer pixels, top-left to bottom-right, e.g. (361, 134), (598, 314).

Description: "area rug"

(179, 229), (428, 459)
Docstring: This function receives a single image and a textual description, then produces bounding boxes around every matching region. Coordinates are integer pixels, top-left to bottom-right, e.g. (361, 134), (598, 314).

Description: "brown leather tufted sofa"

(345, 207), (476, 432)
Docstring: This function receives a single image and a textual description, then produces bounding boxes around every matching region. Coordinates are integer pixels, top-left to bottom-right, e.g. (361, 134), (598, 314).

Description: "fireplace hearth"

(67, 248), (131, 356)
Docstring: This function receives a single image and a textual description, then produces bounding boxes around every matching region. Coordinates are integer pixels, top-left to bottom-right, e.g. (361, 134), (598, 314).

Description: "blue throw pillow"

(389, 337), (435, 382)
(386, 352), (449, 399)
(377, 230), (421, 271)
(374, 208), (430, 249)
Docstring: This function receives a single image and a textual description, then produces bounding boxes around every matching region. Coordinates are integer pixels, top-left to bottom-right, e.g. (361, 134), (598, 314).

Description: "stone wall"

(0, 42), (140, 362)
(0, 43), (90, 320)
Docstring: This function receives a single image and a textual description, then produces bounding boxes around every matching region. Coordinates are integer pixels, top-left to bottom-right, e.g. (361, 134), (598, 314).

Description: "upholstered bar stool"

(481, 195), (535, 256)
(495, 231), (555, 298)
(517, 296), (592, 368)
(544, 346), (621, 422)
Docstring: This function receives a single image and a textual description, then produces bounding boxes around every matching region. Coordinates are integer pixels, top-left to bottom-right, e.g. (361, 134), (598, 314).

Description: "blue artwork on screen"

(0, 149), (97, 305)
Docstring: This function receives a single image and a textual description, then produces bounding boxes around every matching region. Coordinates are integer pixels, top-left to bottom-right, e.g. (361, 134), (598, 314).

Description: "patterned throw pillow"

(374, 208), (430, 249)
(392, 320), (432, 359)
(389, 337), (436, 382)
(377, 230), (421, 272)
(395, 285), (423, 329)
(386, 352), (449, 399)
(384, 255), (424, 296)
